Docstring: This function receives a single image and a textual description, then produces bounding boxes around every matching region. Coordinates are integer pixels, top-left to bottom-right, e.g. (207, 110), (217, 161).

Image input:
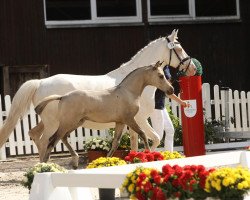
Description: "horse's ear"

(154, 61), (163, 69)
(168, 29), (178, 41)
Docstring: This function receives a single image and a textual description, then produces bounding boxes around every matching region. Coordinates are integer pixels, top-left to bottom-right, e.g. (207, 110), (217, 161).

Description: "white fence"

(0, 83), (250, 159)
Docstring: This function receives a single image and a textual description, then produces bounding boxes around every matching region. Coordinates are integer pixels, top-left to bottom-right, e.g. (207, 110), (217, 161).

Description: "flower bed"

(125, 150), (184, 163)
(86, 157), (127, 169)
(122, 164), (250, 200)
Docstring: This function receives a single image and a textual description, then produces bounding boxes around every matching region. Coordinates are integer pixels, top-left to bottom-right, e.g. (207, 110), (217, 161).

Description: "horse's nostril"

(167, 87), (174, 95)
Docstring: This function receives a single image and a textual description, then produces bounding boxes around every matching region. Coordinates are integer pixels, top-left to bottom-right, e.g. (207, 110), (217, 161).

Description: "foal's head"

(149, 61), (174, 95)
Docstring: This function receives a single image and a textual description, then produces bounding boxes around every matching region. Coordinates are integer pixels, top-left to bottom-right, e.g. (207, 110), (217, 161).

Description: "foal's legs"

(42, 119), (84, 165)
(129, 129), (138, 151)
(126, 118), (150, 150)
(61, 135), (79, 169)
(107, 123), (125, 157)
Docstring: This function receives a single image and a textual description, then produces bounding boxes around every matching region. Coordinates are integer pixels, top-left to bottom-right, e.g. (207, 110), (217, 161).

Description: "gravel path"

(0, 153), (87, 200)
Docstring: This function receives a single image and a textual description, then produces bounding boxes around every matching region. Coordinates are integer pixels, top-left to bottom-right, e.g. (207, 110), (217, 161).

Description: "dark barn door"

(0, 65), (50, 97)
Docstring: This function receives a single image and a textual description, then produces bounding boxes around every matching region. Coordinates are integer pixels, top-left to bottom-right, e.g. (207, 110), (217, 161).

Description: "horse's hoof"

(71, 155), (79, 169)
(72, 165), (78, 170)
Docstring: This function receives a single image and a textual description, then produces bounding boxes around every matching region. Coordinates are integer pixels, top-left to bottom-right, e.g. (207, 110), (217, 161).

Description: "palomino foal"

(35, 61), (174, 164)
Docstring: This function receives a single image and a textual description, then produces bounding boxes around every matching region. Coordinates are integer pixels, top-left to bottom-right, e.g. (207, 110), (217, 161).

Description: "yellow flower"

(128, 183), (135, 193)
(160, 151), (184, 160)
(130, 194), (137, 200)
(131, 175), (137, 183)
(122, 178), (129, 186)
(86, 157), (126, 168)
(238, 183), (244, 190)
(205, 180), (211, 193)
(222, 178), (231, 187)
(215, 183), (221, 191)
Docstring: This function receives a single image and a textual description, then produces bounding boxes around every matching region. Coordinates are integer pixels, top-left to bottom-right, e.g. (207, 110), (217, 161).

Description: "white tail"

(0, 79), (41, 147)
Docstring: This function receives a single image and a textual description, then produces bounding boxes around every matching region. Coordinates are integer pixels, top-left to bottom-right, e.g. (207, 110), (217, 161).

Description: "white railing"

(166, 83), (250, 133)
(0, 83), (249, 159)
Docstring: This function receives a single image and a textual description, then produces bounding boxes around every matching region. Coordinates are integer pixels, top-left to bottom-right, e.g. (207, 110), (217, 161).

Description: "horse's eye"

(159, 75), (164, 79)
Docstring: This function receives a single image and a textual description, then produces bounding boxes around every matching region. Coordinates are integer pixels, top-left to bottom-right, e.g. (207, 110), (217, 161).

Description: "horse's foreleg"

(126, 119), (150, 151)
(61, 136), (79, 169)
(107, 123), (125, 157)
(139, 119), (161, 151)
(129, 130), (138, 151)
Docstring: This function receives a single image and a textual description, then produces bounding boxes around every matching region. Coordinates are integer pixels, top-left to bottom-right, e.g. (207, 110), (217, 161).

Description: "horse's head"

(163, 29), (196, 76)
(150, 61), (174, 95)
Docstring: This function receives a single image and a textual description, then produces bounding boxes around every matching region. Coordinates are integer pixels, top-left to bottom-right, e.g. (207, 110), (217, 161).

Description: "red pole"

(179, 76), (205, 156)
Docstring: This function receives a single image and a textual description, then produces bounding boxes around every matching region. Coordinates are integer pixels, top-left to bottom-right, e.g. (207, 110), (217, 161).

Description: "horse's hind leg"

(107, 123), (125, 157)
(61, 135), (79, 169)
(29, 122), (44, 147)
(126, 118), (150, 151)
(43, 118), (84, 166)
(42, 131), (62, 163)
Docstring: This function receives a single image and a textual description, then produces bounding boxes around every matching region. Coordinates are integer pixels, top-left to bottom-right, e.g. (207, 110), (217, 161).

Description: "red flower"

(153, 175), (162, 185)
(124, 156), (131, 162)
(174, 191), (181, 198)
(136, 192), (146, 200)
(144, 149), (150, 153)
(146, 153), (154, 161)
(153, 152), (164, 161)
(162, 164), (175, 176)
(139, 172), (147, 181)
(163, 174), (170, 182)
(150, 169), (159, 178)
(144, 181), (153, 193)
(156, 189), (166, 200)
(197, 164), (205, 172)
(172, 178), (180, 188)
(173, 165), (183, 177)
(151, 187), (161, 200)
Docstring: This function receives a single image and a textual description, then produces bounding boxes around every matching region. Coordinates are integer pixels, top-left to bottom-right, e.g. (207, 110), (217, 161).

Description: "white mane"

(107, 37), (166, 76)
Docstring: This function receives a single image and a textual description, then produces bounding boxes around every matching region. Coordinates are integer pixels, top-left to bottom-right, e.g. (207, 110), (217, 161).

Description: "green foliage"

(166, 105), (224, 146)
(204, 118), (224, 144)
(109, 128), (131, 150)
(22, 162), (67, 190)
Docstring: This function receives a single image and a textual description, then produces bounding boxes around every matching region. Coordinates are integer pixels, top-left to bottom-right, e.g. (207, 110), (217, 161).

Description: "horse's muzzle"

(166, 86), (174, 95)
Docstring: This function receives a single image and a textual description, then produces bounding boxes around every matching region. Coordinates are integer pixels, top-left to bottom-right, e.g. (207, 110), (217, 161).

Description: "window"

(148, 0), (240, 23)
(44, 0), (142, 28)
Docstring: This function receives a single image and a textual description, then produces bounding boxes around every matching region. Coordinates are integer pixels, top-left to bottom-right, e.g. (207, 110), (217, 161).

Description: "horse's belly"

(82, 121), (115, 130)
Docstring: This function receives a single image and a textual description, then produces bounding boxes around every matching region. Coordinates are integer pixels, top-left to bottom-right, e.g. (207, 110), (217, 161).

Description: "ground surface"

(0, 153), (87, 200)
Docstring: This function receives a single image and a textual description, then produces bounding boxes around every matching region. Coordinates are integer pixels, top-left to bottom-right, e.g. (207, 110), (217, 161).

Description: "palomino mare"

(35, 61), (174, 163)
(0, 30), (196, 167)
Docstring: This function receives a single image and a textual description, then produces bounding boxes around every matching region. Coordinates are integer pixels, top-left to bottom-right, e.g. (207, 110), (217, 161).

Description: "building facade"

(0, 0), (249, 94)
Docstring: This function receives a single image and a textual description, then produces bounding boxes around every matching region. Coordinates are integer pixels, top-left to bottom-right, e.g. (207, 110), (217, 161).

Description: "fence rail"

(0, 83), (250, 160)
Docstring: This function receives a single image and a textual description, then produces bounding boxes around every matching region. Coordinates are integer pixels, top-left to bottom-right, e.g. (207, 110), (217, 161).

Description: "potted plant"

(205, 166), (250, 200)
(83, 131), (130, 162)
(122, 164), (250, 200)
(22, 162), (67, 190)
(122, 164), (214, 200)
